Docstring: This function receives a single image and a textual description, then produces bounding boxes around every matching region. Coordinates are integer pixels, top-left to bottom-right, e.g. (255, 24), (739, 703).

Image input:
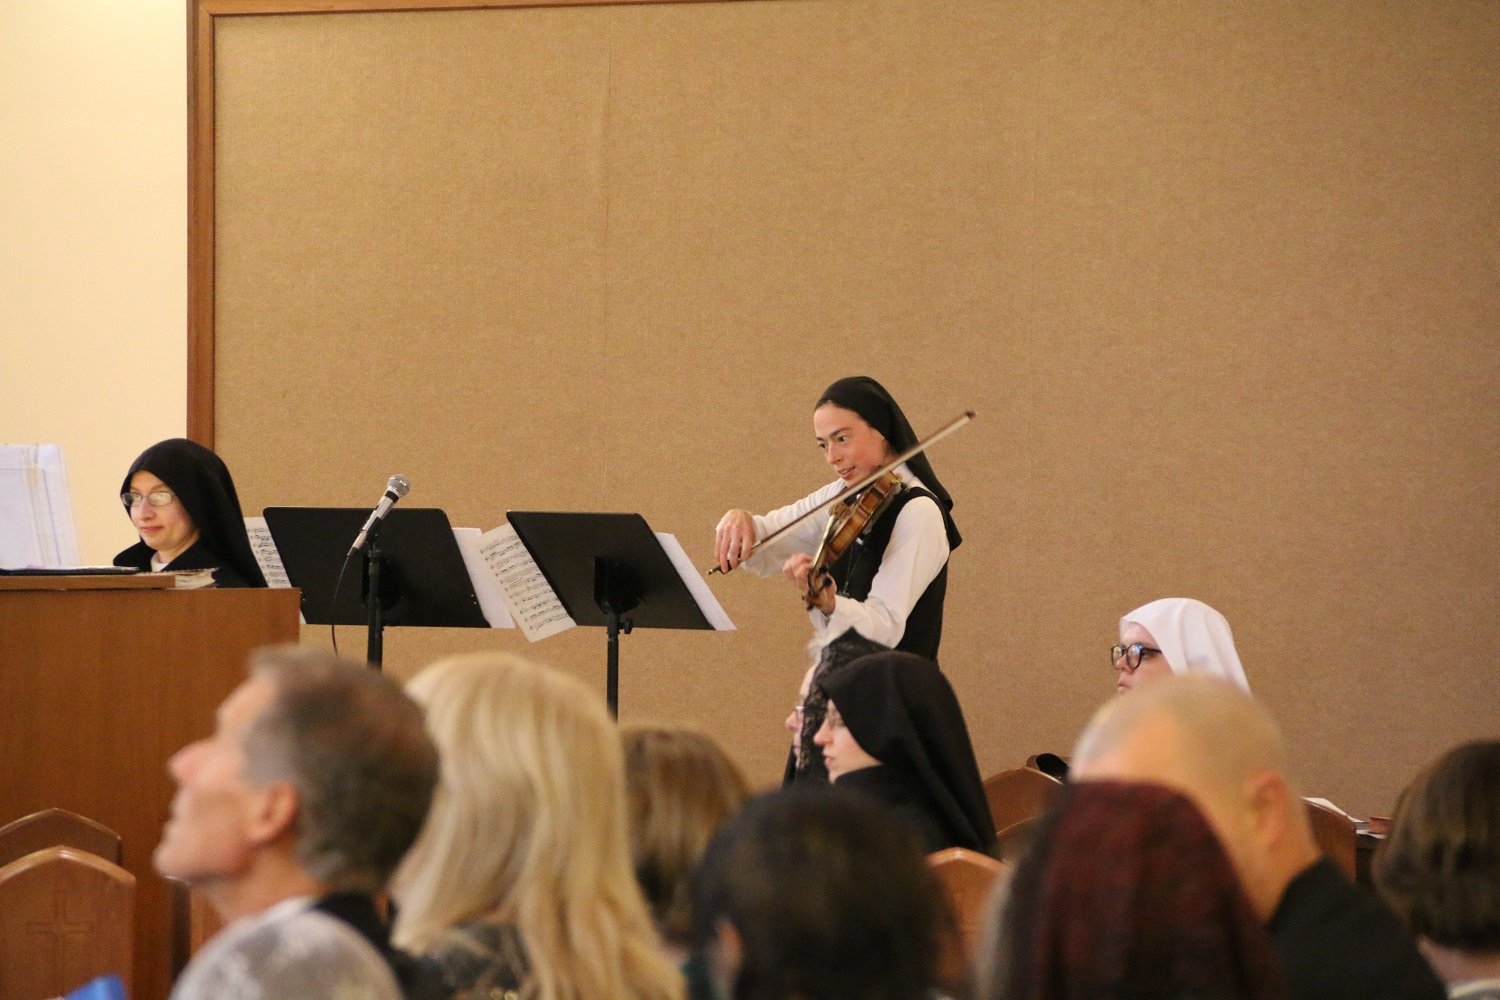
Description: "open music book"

(246, 517), (732, 642)
(0, 444), (80, 568)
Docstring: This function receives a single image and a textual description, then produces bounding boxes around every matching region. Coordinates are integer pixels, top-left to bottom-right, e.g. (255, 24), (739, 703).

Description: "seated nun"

(1037, 597), (1251, 781)
(1113, 596), (1249, 694)
(813, 650), (996, 855)
(786, 629), (889, 786)
(113, 438), (266, 587)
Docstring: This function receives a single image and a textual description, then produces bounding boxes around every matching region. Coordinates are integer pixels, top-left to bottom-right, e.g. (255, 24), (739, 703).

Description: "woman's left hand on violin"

(783, 553), (836, 614)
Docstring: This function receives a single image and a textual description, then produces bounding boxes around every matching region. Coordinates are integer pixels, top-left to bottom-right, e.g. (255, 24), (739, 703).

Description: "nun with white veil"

(1112, 597), (1249, 694)
(1033, 597), (1251, 782)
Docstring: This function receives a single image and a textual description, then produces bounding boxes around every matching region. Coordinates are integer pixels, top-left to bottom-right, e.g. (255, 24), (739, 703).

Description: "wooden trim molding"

(187, 0), (216, 444)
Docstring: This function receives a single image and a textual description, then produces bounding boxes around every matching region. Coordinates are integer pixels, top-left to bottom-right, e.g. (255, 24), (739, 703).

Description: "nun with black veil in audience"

(813, 650), (996, 855)
(113, 437), (266, 588)
(785, 629), (889, 785)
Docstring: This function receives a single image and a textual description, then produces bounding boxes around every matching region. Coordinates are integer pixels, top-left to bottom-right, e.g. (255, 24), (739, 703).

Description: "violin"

(706, 409), (974, 576)
(803, 469), (904, 608)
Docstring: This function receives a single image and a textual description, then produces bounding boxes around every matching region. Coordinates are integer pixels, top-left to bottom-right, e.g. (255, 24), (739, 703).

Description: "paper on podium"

(0, 444), (80, 568)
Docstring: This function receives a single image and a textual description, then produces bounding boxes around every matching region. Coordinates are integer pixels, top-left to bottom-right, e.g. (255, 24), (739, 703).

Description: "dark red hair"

(987, 780), (1286, 1000)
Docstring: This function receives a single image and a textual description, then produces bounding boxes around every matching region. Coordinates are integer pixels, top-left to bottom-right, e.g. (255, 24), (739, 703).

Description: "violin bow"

(707, 409), (975, 576)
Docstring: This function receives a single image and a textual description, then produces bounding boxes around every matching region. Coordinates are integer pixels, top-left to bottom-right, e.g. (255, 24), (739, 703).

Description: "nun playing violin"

(713, 376), (961, 664)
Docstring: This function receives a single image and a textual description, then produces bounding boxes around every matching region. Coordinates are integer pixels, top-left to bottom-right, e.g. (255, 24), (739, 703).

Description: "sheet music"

(244, 516), (305, 623)
(243, 517), (294, 588)
(476, 523), (575, 642)
(453, 527), (515, 629)
(0, 444), (80, 568)
(654, 531), (736, 631)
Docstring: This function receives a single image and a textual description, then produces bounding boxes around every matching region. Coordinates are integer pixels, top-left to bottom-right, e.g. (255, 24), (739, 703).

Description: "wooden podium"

(0, 578), (301, 1000)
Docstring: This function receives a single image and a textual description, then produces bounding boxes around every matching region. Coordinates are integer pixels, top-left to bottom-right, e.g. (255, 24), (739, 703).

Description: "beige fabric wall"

(206, 0), (1499, 818)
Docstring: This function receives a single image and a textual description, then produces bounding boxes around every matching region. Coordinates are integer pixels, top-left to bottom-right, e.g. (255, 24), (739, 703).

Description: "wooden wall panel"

(0, 587), (302, 1000)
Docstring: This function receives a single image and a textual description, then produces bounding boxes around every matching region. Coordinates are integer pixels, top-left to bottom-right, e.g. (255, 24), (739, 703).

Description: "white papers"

(0, 444), (81, 568)
(473, 523), (575, 641)
(244, 516), (304, 623)
(1303, 796), (1355, 820)
(244, 517), (293, 588)
(462, 524), (733, 642)
(452, 527), (515, 629)
(247, 505), (733, 643)
(655, 531), (735, 631)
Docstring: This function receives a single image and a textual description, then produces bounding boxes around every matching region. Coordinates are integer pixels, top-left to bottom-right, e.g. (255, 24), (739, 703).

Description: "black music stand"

(507, 511), (714, 714)
(262, 507), (488, 668)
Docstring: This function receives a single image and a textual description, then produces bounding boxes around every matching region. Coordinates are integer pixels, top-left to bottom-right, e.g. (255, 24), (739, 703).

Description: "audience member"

(814, 650), (996, 854)
(156, 646), (439, 1000)
(391, 652), (683, 1000)
(1072, 676), (1446, 1000)
(114, 438), (267, 587)
(1040, 597), (1250, 780)
(784, 662), (816, 782)
(689, 786), (947, 1000)
(980, 779), (1286, 1000)
(786, 629), (888, 784)
(1114, 597), (1248, 693)
(623, 725), (752, 964)
(1375, 740), (1500, 998)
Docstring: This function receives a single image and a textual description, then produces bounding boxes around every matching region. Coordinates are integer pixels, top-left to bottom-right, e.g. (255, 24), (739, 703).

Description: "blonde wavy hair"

(391, 652), (683, 1000)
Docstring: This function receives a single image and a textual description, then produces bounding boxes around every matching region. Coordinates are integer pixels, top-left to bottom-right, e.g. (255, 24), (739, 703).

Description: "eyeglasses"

(1111, 643), (1162, 670)
(121, 489), (176, 509)
(792, 703), (807, 719)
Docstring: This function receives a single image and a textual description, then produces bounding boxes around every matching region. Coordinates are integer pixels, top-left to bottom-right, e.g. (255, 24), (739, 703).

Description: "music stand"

(507, 511), (713, 714)
(262, 507), (488, 668)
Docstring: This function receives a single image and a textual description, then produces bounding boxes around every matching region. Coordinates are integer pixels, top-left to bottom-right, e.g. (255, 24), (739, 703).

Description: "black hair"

(690, 786), (946, 1000)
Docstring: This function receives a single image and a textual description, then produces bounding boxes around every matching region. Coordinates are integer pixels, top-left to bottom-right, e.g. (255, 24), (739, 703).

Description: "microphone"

(349, 475), (410, 555)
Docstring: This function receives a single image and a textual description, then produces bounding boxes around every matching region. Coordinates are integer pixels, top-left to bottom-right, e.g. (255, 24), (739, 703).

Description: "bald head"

(1075, 675), (1289, 796)
(1072, 676), (1318, 918)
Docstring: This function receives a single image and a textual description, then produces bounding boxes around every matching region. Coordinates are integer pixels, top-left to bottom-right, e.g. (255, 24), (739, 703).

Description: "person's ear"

(1245, 769), (1293, 846)
(245, 780), (299, 847)
(714, 918), (743, 974)
(699, 918), (744, 1000)
(711, 917), (741, 965)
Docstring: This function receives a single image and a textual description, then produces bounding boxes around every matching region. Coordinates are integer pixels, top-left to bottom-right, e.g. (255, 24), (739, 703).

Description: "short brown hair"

(241, 646), (438, 893)
(1375, 740), (1500, 951)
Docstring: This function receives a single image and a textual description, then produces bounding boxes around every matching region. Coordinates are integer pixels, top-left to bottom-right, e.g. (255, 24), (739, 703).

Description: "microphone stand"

(363, 521), (386, 670)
